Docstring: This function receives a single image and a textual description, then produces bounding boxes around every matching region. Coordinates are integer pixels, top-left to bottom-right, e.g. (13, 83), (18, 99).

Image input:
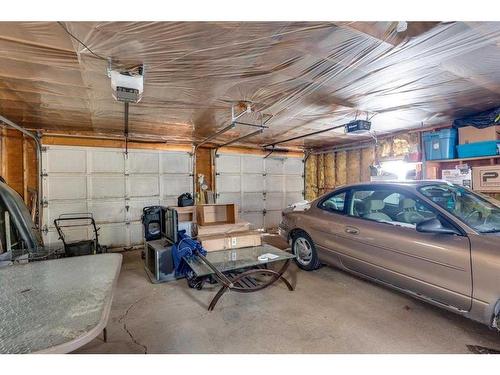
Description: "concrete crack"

(118, 295), (150, 354)
(123, 321), (148, 354)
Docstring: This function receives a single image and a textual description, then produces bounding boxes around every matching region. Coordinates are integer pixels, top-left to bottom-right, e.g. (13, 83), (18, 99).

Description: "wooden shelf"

(427, 155), (500, 163)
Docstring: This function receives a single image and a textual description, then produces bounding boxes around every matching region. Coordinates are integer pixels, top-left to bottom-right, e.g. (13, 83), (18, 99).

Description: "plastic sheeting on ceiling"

(1, 21), (500, 149)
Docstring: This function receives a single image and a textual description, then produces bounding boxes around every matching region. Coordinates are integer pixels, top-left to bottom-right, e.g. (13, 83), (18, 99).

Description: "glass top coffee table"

(184, 244), (295, 310)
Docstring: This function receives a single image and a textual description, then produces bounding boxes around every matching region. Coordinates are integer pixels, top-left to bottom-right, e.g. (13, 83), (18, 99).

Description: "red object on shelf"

(407, 152), (422, 163)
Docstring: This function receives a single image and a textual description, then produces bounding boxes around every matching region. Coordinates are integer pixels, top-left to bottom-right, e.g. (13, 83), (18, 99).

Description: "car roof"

(334, 180), (450, 190)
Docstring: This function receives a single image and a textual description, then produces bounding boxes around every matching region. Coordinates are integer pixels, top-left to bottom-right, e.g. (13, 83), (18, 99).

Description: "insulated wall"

(215, 153), (304, 229)
(306, 147), (374, 201)
(41, 145), (192, 248)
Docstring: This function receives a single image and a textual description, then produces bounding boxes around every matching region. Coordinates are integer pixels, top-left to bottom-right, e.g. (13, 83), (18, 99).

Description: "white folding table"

(0, 254), (122, 354)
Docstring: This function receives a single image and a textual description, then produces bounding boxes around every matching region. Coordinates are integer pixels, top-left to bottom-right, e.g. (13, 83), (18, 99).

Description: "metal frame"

(192, 104), (272, 199)
(0, 114), (43, 229)
(124, 102), (129, 157)
(263, 123), (346, 148)
(190, 252), (294, 311)
(53, 213), (102, 256)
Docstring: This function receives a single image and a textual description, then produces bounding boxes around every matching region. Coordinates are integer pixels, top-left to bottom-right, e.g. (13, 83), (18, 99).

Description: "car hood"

(481, 231), (500, 237)
(283, 201), (311, 214)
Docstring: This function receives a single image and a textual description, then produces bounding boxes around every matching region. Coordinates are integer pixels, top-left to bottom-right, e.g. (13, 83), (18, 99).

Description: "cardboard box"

(473, 165), (500, 192)
(196, 204), (237, 226)
(441, 167), (473, 188)
(198, 231), (262, 252)
(170, 206), (196, 222)
(196, 221), (251, 236)
(458, 125), (500, 145)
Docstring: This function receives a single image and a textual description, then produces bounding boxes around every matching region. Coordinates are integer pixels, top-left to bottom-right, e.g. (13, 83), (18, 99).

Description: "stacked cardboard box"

(195, 203), (262, 252)
(456, 125), (500, 159)
(472, 165), (500, 192)
(458, 125), (500, 144)
(170, 206), (196, 236)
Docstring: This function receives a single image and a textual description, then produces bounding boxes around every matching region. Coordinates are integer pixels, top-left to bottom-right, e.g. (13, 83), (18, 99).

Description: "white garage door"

(216, 153), (304, 229)
(41, 145), (193, 248)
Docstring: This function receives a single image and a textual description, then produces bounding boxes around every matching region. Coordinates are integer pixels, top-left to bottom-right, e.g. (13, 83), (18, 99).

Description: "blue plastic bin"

(457, 140), (500, 158)
(423, 128), (457, 160)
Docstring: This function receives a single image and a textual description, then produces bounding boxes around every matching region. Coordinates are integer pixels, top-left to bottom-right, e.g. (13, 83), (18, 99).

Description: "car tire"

(291, 231), (320, 271)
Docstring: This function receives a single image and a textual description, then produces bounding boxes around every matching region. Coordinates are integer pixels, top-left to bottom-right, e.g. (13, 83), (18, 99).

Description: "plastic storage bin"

(457, 140), (500, 158)
(423, 128), (457, 160)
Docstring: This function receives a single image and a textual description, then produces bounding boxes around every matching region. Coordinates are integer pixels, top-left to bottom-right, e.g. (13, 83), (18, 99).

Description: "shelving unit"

(422, 152), (500, 199)
(427, 155), (500, 164)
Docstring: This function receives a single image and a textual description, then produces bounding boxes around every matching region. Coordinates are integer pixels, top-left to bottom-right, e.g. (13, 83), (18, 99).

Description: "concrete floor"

(75, 237), (500, 354)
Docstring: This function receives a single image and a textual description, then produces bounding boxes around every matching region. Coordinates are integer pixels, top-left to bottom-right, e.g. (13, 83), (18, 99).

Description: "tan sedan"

(279, 181), (500, 330)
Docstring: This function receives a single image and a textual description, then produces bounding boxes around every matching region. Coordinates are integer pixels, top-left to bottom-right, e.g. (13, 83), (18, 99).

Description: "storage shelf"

(427, 155), (500, 163)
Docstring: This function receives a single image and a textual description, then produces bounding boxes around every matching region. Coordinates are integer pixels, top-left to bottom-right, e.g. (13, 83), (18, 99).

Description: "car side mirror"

(416, 218), (459, 235)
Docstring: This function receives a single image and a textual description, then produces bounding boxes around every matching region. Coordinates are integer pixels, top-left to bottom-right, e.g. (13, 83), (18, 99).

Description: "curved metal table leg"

(208, 285), (229, 311)
(275, 259), (293, 291)
(206, 259), (294, 310)
(277, 273), (294, 291)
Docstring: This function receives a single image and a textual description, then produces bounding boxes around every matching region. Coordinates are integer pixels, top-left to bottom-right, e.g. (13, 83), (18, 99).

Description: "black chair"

(54, 213), (107, 257)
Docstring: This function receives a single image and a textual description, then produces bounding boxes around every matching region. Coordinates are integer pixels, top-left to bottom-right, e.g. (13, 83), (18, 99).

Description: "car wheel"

(292, 231), (320, 271)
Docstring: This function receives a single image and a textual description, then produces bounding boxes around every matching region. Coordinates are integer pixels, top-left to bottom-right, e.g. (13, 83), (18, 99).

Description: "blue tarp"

(171, 230), (207, 277)
(453, 107), (500, 129)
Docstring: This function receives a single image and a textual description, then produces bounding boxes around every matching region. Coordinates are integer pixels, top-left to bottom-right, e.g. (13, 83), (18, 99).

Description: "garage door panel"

(285, 192), (304, 206)
(46, 149), (86, 173)
(217, 154), (240, 173)
(129, 175), (159, 197)
(240, 212), (263, 229)
(216, 152), (303, 229)
(98, 223), (128, 247)
(128, 198), (161, 222)
(88, 200), (126, 223)
(284, 158), (303, 175)
(45, 201), (88, 228)
(43, 147), (193, 248)
(161, 152), (191, 174)
(90, 150), (124, 173)
(43, 227), (89, 247)
(159, 197), (179, 207)
(265, 175), (284, 192)
(265, 158), (284, 174)
(242, 192), (264, 211)
(90, 176), (125, 199)
(218, 192), (241, 207)
(47, 176), (87, 200)
(216, 175), (241, 193)
(129, 152), (159, 174)
(129, 222), (144, 246)
(162, 175), (192, 197)
(265, 192), (284, 210)
(265, 210), (282, 229)
(242, 174), (264, 192)
(285, 175), (304, 192)
(241, 156), (263, 173)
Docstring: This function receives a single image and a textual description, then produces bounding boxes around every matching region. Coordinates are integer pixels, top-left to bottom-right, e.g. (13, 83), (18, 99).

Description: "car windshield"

(419, 183), (500, 233)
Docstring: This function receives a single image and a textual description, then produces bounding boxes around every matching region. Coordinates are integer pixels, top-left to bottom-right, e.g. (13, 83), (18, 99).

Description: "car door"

(334, 186), (472, 311)
(306, 190), (357, 261)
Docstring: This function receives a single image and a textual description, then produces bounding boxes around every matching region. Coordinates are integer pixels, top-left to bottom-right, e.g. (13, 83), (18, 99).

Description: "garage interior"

(1, 20), (500, 354)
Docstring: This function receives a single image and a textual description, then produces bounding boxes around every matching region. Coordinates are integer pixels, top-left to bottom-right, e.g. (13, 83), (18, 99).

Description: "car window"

(319, 191), (346, 213)
(349, 188), (438, 228)
(383, 193), (401, 206)
(419, 183), (500, 233)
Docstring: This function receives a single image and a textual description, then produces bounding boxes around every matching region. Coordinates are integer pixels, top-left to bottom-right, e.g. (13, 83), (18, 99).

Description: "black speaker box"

(141, 206), (166, 241)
